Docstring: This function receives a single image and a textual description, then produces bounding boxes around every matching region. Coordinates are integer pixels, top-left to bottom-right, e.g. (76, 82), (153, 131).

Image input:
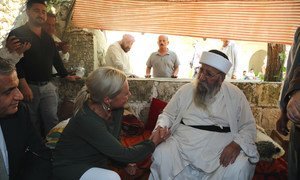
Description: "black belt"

(27, 80), (49, 86)
(180, 121), (231, 133)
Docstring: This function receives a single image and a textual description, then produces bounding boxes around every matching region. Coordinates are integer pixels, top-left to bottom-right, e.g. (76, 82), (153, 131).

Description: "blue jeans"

(27, 82), (59, 137)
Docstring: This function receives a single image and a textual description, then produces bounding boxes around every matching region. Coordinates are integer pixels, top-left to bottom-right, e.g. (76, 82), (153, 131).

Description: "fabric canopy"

(72, 0), (300, 44)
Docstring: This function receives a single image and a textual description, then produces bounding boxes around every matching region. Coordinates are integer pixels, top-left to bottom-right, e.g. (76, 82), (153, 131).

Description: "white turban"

(200, 51), (232, 74)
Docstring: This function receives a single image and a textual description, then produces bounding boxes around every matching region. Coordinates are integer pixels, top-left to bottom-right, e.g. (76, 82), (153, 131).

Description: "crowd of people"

(0, 0), (299, 179)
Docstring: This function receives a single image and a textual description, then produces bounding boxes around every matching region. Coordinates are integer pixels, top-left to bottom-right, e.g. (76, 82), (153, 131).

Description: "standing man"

(44, 13), (70, 74)
(276, 27), (300, 180)
(145, 35), (180, 78)
(150, 50), (258, 179)
(9, 0), (77, 137)
(105, 34), (137, 77)
(0, 59), (52, 180)
(220, 39), (239, 79)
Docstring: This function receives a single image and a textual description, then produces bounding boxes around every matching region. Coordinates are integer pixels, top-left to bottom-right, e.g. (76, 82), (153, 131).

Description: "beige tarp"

(72, 0), (300, 44)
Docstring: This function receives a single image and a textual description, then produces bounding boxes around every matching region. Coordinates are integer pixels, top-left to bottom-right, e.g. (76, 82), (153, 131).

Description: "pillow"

(255, 125), (285, 161)
(122, 114), (145, 136)
(145, 98), (168, 131)
(46, 119), (70, 149)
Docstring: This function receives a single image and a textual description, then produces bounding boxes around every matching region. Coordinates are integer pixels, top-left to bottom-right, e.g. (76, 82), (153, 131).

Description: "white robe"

(150, 81), (259, 180)
(220, 42), (239, 78)
(104, 41), (132, 76)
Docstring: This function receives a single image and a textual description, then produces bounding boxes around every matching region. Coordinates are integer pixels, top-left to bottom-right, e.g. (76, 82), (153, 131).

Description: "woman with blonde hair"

(53, 67), (167, 180)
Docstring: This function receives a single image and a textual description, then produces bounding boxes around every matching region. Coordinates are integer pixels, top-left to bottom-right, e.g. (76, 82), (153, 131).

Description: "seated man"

(0, 59), (52, 180)
(150, 50), (259, 180)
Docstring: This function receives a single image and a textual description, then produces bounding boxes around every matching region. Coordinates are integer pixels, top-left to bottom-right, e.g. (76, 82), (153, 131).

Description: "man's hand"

(6, 36), (22, 53)
(287, 90), (300, 124)
(6, 36), (31, 55)
(219, 141), (241, 167)
(154, 126), (170, 139)
(124, 163), (137, 176)
(64, 75), (81, 81)
(276, 111), (289, 136)
(15, 42), (31, 55)
(19, 79), (33, 102)
(128, 74), (138, 78)
(59, 42), (70, 54)
(149, 126), (170, 146)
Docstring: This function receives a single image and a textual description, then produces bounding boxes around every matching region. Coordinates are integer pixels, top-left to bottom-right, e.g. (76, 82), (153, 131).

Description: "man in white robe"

(105, 34), (137, 77)
(150, 50), (259, 180)
(220, 39), (239, 79)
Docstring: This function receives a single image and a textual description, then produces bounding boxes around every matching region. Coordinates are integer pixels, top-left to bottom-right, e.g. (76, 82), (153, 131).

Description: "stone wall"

(62, 29), (94, 77)
(55, 78), (282, 135)
(0, 0), (26, 46)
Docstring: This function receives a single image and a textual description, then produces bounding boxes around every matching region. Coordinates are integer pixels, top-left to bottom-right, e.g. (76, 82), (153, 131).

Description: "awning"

(72, 0), (300, 44)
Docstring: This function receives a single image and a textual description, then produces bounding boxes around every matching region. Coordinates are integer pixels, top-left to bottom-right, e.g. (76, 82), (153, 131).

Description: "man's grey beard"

(193, 80), (221, 110)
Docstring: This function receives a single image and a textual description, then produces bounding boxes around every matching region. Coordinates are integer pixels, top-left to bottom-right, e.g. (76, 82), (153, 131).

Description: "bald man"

(146, 35), (180, 78)
(105, 34), (136, 77)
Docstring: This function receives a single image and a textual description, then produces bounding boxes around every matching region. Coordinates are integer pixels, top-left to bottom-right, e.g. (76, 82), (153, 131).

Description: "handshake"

(149, 126), (170, 146)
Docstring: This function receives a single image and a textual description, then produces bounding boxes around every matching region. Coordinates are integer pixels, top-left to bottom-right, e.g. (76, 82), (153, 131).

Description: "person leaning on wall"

(145, 35), (180, 78)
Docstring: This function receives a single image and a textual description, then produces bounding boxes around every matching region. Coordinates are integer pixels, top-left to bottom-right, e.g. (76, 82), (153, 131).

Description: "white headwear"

(199, 51), (232, 74)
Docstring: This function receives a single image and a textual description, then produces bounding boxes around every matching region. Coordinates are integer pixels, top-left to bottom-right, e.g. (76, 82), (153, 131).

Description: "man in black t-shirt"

(9, 0), (78, 137)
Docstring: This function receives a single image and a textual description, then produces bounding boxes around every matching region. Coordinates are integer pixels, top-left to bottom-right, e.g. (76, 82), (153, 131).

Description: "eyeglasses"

(199, 68), (221, 78)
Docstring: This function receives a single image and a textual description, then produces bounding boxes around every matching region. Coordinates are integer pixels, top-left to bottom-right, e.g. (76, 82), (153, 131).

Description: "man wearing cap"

(149, 50), (258, 180)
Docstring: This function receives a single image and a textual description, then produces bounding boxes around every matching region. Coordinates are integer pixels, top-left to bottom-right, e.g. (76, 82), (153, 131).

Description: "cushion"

(46, 119), (70, 149)
(145, 98), (168, 130)
(253, 157), (287, 180)
(255, 125), (285, 161)
(121, 114), (145, 136)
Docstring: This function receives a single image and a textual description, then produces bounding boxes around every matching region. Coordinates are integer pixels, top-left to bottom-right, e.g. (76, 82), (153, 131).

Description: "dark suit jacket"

(282, 27), (300, 109)
(0, 103), (52, 180)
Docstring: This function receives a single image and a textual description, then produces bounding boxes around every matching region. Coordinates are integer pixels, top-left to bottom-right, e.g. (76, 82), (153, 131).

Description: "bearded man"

(149, 50), (259, 180)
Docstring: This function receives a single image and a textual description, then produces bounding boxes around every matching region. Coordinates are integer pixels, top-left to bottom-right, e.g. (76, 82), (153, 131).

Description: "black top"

(0, 103), (52, 180)
(9, 24), (68, 82)
(53, 102), (155, 180)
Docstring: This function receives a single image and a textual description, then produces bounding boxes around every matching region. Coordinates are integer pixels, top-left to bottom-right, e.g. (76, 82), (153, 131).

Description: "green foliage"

(46, 0), (71, 13)
(279, 52), (286, 81)
(279, 52), (286, 63)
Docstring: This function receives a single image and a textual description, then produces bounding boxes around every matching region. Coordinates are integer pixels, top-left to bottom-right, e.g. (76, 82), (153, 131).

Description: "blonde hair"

(74, 67), (127, 115)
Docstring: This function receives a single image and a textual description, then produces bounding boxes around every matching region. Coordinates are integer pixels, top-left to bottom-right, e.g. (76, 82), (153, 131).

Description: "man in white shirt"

(44, 13), (70, 74)
(220, 39), (239, 79)
(150, 50), (258, 180)
(105, 34), (136, 77)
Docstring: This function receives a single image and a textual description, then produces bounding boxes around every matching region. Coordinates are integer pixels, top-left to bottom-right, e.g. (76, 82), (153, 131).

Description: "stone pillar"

(63, 29), (94, 77)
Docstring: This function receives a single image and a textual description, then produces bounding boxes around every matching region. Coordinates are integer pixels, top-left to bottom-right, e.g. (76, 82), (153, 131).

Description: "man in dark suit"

(0, 58), (52, 180)
(276, 27), (300, 180)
